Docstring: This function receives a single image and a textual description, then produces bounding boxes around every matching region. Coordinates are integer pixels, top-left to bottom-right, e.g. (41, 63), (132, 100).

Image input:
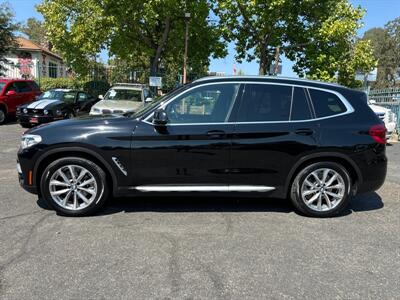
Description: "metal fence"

(368, 87), (400, 133)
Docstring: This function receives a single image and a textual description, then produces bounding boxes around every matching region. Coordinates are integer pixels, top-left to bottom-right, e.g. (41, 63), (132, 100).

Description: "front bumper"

(17, 160), (38, 194)
(17, 113), (64, 126)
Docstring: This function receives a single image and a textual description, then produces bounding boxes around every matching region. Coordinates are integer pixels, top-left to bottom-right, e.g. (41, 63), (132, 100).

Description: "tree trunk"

(259, 42), (268, 75)
(150, 17), (171, 77)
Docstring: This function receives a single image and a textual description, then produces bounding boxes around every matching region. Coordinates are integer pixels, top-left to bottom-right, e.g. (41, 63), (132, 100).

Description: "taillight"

(369, 124), (386, 144)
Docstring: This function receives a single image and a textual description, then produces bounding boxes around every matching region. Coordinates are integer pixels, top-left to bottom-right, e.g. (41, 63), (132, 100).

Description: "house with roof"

(2, 37), (67, 79)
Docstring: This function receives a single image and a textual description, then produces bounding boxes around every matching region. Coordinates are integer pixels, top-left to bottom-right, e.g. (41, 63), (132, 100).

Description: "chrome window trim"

(142, 81), (354, 126)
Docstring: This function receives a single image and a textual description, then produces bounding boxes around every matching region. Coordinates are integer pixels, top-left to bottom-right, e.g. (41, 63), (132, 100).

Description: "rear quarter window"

(308, 89), (347, 118)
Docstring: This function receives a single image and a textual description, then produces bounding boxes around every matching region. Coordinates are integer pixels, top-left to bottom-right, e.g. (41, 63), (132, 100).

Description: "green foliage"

(213, 0), (376, 87)
(37, 77), (109, 97)
(0, 3), (18, 75)
(37, 77), (83, 91)
(363, 17), (400, 87)
(37, 0), (226, 79)
(20, 18), (47, 46)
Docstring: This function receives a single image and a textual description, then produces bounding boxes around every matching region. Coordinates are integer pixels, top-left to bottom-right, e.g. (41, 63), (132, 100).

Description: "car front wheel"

(40, 157), (109, 216)
(290, 162), (351, 217)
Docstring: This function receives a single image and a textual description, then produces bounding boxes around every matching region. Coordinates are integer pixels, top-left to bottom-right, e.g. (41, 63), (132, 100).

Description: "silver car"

(90, 83), (152, 115)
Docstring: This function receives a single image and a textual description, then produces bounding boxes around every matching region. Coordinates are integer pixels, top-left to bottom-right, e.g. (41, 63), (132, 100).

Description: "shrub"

(36, 78), (110, 97)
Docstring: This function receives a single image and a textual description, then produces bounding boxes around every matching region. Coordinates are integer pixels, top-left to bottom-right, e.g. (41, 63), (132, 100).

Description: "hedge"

(36, 77), (110, 97)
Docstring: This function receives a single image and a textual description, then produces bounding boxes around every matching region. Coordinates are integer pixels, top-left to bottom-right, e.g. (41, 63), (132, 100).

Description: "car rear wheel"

(40, 157), (109, 216)
(0, 108), (6, 124)
(290, 162), (351, 217)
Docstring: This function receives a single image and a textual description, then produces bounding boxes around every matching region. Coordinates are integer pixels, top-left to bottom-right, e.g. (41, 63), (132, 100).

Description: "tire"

(290, 162), (351, 217)
(20, 122), (31, 128)
(40, 157), (109, 216)
(66, 111), (75, 119)
(0, 108), (6, 125)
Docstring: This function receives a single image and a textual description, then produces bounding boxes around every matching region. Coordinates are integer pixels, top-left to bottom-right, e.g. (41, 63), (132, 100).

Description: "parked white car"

(368, 100), (397, 138)
(90, 83), (152, 115)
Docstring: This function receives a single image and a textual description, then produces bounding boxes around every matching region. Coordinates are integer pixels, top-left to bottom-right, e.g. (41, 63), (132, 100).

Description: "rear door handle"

(295, 128), (314, 136)
(207, 130), (226, 139)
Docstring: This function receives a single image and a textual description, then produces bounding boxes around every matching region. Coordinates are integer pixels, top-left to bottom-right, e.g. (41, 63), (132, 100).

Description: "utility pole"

(273, 46), (281, 76)
(183, 12), (191, 84)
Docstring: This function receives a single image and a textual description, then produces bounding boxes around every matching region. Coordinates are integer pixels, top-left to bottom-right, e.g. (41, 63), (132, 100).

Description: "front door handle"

(207, 130), (226, 139)
(295, 128), (314, 136)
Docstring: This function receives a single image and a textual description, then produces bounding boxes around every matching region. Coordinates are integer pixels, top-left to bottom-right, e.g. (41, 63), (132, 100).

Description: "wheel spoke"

(50, 188), (70, 196)
(311, 172), (322, 184)
(323, 192), (332, 208)
(76, 169), (88, 182)
(306, 192), (320, 204)
(302, 189), (317, 197)
(63, 190), (72, 206)
(68, 166), (76, 180)
(79, 178), (95, 187)
(58, 169), (70, 183)
(73, 192), (78, 209)
(50, 180), (70, 187)
(304, 179), (314, 187)
(76, 191), (90, 204)
(325, 174), (338, 187)
(321, 169), (330, 184)
(325, 191), (341, 198)
(317, 193), (322, 210)
(78, 186), (96, 195)
(325, 184), (342, 190)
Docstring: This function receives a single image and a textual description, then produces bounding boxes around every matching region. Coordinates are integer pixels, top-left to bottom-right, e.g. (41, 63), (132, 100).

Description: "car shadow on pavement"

(37, 192), (384, 217)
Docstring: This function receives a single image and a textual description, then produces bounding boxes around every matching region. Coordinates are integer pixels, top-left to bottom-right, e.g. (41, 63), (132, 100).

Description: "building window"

(49, 62), (58, 78)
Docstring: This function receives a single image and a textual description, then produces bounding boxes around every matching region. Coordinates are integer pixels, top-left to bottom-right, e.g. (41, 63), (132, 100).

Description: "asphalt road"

(0, 122), (399, 299)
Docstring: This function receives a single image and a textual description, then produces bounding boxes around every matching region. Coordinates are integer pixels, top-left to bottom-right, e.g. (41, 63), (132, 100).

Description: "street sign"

(149, 76), (162, 87)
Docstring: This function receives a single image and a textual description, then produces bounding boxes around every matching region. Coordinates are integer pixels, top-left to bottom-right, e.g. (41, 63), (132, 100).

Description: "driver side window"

(165, 83), (239, 124)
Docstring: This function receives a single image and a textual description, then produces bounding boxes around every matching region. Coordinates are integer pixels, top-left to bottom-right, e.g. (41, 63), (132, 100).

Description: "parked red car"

(0, 79), (41, 124)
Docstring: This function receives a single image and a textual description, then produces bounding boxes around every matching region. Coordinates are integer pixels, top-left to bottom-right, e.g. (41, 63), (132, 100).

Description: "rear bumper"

(356, 153), (387, 194)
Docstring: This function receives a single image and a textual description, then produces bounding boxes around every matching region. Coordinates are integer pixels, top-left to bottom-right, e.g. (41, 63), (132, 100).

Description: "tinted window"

(29, 81), (40, 91)
(15, 81), (32, 92)
(309, 89), (346, 118)
(291, 87), (312, 120)
(237, 84), (292, 122)
(62, 92), (77, 104)
(165, 83), (239, 124)
(78, 92), (88, 102)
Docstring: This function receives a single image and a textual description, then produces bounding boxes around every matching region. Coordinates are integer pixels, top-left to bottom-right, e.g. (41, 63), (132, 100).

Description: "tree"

(0, 3), (18, 75)
(20, 18), (47, 46)
(363, 18), (400, 87)
(37, 0), (226, 78)
(213, 0), (376, 87)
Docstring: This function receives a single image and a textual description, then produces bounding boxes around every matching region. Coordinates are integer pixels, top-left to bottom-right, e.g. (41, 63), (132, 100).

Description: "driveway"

(0, 122), (399, 299)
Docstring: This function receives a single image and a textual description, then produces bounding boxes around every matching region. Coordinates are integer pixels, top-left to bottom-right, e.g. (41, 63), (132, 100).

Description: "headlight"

(55, 109), (62, 116)
(44, 109), (49, 115)
(23, 108), (28, 114)
(21, 134), (42, 149)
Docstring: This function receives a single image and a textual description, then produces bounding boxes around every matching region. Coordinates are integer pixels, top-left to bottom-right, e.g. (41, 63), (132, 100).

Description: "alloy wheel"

(49, 164), (97, 211)
(300, 168), (346, 212)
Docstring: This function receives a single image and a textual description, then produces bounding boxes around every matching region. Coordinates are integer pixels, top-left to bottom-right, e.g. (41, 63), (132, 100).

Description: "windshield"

(0, 83), (5, 92)
(104, 88), (142, 102)
(39, 90), (76, 103)
(132, 84), (190, 118)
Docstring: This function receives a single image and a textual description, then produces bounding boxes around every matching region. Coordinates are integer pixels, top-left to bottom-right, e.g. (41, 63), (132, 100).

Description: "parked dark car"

(0, 79), (41, 124)
(17, 76), (387, 217)
(16, 89), (98, 127)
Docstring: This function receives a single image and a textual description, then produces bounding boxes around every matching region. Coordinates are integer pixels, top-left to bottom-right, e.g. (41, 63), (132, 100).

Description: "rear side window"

(308, 89), (346, 118)
(29, 81), (40, 91)
(237, 84), (292, 122)
(291, 87), (312, 120)
(15, 81), (32, 93)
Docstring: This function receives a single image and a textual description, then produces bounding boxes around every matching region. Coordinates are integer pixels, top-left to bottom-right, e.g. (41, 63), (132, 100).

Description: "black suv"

(17, 76), (387, 217)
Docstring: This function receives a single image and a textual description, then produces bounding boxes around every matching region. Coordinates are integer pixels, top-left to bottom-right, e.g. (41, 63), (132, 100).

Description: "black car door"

(230, 83), (319, 196)
(130, 83), (241, 189)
